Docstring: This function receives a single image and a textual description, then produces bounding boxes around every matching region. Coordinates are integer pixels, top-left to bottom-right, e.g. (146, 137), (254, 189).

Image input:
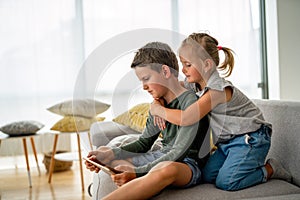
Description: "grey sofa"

(90, 99), (300, 199)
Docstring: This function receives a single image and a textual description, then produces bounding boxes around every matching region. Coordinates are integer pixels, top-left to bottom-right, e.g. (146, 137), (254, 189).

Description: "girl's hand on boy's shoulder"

(150, 99), (164, 115)
(153, 98), (165, 105)
(153, 116), (166, 130)
(151, 98), (166, 129)
(111, 165), (136, 187)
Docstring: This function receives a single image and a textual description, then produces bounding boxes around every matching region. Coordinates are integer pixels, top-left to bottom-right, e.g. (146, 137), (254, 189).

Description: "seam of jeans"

(228, 145), (252, 188)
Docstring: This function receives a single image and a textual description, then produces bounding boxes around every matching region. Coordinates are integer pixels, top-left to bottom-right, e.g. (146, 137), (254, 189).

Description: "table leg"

(76, 132), (85, 191)
(30, 137), (41, 176)
(87, 131), (93, 150)
(22, 138), (32, 188)
(48, 134), (59, 183)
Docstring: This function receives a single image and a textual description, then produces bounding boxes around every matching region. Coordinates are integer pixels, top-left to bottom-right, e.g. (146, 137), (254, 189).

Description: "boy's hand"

(111, 165), (136, 187)
(85, 155), (101, 172)
(84, 146), (115, 173)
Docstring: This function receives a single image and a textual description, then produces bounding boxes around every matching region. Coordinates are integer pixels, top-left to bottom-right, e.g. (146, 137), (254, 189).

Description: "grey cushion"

(90, 121), (140, 147)
(252, 99), (300, 187)
(152, 180), (300, 200)
(93, 176), (300, 200)
(244, 193), (300, 200)
(0, 120), (44, 136)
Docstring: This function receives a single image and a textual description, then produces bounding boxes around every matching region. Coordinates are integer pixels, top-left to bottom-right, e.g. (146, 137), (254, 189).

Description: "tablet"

(83, 157), (122, 175)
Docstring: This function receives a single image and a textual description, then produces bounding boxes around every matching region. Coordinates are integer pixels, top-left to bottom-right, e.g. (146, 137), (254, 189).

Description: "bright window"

(0, 0), (263, 125)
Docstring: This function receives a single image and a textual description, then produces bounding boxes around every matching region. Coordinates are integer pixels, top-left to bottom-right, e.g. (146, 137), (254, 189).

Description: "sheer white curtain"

(0, 0), (84, 126)
(82, 0), (262, 107)
(177, 0), (262, 98)
(0, 0), (262, 156)
(0, 0), (82, 155)
(81, 0), (174, 120)
(0, 0), (262, 125)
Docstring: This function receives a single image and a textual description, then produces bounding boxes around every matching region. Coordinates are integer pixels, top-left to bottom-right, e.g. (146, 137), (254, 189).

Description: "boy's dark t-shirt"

(112, 90), (209, 176)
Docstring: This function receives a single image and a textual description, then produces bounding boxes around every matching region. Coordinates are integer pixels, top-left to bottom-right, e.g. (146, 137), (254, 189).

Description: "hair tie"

(217, 46), (222, 51)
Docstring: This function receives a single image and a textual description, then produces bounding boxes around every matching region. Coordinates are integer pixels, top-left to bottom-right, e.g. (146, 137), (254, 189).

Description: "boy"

(85, 42), (209, 199)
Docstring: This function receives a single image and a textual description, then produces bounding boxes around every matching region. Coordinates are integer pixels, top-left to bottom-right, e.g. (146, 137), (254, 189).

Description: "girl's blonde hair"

(181, 33), (235, 77)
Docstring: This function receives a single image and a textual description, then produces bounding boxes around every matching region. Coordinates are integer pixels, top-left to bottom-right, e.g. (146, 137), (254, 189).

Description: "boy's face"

(134, 65), (168, 99)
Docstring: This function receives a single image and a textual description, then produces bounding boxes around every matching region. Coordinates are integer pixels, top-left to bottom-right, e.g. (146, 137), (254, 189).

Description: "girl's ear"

(161, 65), (171, 78)
(204, 58), (214, 67)
(204, 59), (214, 72)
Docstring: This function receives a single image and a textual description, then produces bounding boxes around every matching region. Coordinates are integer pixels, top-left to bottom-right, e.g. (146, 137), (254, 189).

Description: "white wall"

(267, 0), (300, 101)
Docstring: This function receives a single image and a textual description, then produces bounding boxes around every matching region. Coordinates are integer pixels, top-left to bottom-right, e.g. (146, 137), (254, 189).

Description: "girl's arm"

(150, 87), (232, 126)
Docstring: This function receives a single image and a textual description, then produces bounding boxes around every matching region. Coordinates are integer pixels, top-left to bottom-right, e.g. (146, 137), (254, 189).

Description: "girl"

(150, 33), (291, 191)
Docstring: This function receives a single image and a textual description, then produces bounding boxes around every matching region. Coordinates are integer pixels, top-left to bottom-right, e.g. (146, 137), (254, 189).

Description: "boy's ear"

(161, 65), (171, 78)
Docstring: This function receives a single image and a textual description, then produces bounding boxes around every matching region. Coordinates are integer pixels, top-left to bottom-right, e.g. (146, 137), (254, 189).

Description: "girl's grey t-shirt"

(184, 70), (272, 142)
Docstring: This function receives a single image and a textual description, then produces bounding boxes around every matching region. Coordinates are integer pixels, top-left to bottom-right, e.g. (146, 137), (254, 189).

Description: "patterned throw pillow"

(50, 116), (105, 132)
(0, 120), (44, 136)
(47, 98), (110, 118)
(113, 103), (150, 133)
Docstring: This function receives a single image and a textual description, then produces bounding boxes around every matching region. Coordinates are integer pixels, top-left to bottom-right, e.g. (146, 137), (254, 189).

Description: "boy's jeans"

(202, 125), (271, 191)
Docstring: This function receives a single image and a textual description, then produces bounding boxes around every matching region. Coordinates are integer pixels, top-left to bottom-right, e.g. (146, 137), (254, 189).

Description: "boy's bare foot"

(266, 158), (292, 182)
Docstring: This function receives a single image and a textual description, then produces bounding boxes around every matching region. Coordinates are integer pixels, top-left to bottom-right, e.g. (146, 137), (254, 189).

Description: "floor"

(0, 154), (94, 200)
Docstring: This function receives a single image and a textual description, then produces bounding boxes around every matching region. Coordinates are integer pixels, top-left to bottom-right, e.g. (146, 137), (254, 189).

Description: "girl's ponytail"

(217, 46), (235, 77)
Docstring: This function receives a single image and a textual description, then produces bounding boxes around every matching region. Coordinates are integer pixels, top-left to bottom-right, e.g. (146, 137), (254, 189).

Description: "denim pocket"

(248, 126), (271, 148)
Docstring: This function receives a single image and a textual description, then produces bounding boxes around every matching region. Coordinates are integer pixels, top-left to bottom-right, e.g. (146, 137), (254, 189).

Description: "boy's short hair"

(131, 42), (179, 77)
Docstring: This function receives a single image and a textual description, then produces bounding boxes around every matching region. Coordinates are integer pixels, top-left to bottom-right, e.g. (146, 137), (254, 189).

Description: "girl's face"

(134, 65), (168, 99)
(179, 47), (204, 83)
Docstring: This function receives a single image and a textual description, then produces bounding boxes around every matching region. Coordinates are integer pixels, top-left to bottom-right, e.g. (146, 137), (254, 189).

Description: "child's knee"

(150, 161), (179, 181)
(215, 178), (230, 191)
(215, 175), (239, 191)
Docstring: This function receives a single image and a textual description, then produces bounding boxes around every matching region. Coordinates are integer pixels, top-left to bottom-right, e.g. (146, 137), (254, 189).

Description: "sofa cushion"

(93, 174), (300, 200)
(0, 120), (44, 136)
(106, 134), (162, 152)
(152, 180), (300, 200)
(47, 98), (110, 118)
(90, 121), (140, 147)
(50, 116), (105, 132)
(244, 193), (300, 200)
(112, 103), (150, 132)
(252, 99), (300, 187)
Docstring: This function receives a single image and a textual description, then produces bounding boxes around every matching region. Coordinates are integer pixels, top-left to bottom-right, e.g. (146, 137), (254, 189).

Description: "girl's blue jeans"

(202, 125), (271, 191)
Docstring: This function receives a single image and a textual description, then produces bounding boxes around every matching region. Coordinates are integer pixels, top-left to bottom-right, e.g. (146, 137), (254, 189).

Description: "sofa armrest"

(90, 121), (141, 148)
(252, 99), (300, 187)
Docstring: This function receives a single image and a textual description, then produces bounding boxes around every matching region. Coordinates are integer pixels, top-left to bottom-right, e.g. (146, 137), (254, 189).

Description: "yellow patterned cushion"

(51, 116), (105, 132)
(113, 103), (150, 132)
